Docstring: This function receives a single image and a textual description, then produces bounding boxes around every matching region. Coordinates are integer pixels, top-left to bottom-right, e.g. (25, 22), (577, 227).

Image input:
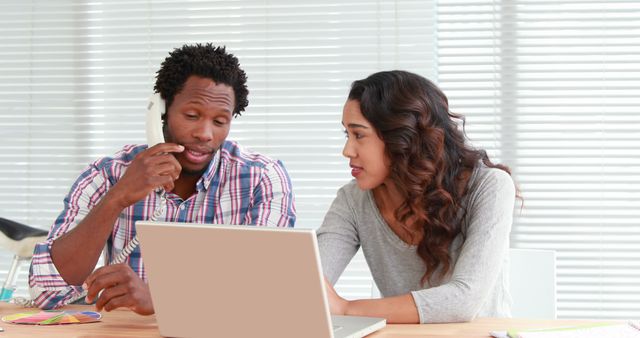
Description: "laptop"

(136, 221), (386, 338)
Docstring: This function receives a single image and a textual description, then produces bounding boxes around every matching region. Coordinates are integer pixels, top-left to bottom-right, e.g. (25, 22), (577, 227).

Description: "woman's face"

(342, 99), (390, 190)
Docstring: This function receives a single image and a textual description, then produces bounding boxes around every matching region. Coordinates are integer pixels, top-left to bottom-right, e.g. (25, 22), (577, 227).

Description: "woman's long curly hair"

(348, 70), (513, 284)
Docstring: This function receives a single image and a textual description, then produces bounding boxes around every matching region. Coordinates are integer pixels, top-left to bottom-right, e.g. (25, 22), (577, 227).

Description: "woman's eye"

(343, 130), (364, 139)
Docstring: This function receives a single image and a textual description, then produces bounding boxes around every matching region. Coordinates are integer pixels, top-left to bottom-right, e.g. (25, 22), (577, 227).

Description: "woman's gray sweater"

(317, 165), (516, 323)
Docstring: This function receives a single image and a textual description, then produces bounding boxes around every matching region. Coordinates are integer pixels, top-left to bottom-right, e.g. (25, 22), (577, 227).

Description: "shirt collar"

(196, 148), (222, 192)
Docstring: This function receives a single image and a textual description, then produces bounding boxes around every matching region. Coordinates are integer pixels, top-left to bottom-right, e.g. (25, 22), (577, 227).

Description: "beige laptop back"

(136, 222), (333, 338)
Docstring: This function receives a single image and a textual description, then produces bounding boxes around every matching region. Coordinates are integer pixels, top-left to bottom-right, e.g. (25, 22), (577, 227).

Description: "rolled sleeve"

(28, 164), (107, 309)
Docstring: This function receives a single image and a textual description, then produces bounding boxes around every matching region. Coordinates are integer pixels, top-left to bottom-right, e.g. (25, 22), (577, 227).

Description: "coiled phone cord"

(111, 190), (166, 265)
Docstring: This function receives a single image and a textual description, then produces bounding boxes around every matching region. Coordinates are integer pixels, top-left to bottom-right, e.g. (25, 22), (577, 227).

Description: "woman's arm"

(317, 185), (361, 283)
(324, 277), (420, 323)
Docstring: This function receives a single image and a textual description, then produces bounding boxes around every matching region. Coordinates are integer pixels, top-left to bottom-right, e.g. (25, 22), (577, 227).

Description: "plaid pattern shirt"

(29, 140), (296, 309)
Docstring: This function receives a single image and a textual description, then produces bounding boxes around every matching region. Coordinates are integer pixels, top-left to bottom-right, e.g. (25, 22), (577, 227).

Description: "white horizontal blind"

(0, 0), (436, 299)
(438, 0), (640, 319)
(0, 0), (94, 297)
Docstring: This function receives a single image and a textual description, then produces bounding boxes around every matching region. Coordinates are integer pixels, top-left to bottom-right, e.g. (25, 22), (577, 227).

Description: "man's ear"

(162, 118), (171, 142)
(162, 108), (171, 142)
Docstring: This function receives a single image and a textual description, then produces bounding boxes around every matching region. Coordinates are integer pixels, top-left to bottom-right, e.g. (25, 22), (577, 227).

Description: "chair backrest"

(509, 248), (557, 319)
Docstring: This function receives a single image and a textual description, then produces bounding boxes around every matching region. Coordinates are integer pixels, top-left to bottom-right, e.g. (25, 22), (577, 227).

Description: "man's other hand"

(83, 264), (154, 315)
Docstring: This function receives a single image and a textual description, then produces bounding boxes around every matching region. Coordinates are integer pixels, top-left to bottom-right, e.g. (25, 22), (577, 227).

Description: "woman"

(318, 70), (516, 324)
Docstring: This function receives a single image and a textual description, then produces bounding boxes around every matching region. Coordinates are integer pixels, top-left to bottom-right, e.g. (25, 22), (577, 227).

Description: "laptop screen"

(136, 222), (334, 338)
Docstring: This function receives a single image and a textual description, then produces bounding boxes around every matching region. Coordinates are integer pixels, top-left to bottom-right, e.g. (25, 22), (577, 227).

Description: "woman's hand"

(324, 275), (349, 315)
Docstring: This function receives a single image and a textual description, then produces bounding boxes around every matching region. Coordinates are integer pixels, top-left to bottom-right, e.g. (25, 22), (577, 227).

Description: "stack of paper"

(490, 321), (640, 338)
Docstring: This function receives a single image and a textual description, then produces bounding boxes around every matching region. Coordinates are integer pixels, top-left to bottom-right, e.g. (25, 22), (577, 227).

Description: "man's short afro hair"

(154, 43), (249, 117)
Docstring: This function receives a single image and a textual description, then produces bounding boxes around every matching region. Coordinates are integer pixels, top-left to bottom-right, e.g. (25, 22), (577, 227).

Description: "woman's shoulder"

(460, 163), (516, 232)
(467, 163), (515, 197)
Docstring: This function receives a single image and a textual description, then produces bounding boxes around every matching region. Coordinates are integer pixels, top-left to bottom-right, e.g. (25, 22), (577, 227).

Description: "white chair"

(509, 248), (557, 319)
(370, 280), (381, 298)
(0, 217), (48, 301)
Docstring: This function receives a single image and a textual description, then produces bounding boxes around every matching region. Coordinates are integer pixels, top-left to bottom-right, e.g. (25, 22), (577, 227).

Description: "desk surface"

(0, 302), (599, 337)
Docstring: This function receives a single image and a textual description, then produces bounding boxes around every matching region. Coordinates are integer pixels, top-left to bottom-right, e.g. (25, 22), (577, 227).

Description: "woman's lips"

(350, 165), (363, 177)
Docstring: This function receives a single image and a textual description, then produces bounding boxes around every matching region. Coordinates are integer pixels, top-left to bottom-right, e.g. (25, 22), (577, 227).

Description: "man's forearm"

(50, 190), (127, 285)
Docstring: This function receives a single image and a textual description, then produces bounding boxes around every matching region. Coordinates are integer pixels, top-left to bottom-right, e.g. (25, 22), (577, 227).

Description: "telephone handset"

(113, 94), (168, 264)
(110, 94), (167, 265)
(142, 91), (167, 219)
(146, 93), (166, 147)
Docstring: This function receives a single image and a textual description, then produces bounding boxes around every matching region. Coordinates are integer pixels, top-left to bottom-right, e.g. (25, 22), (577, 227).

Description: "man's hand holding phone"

(109, 143), (183, 209)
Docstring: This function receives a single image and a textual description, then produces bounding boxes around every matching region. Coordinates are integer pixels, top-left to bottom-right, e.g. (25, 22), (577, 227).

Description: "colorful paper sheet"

(2, 310), (101, 325)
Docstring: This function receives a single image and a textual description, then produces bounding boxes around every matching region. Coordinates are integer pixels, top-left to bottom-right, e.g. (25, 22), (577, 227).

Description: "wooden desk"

(0, 302), (597, 337)
(368, 318), (601, 338)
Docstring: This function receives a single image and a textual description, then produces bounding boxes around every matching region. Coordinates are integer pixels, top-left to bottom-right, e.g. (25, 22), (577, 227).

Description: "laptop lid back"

(136, 222), (333, 338)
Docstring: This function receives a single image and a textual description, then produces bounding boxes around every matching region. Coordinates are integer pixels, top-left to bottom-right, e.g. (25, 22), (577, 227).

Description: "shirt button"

(179, 205), (185, 210)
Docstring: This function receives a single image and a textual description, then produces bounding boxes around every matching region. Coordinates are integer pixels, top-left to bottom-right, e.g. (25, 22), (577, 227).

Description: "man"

(29, 43), (296, 314)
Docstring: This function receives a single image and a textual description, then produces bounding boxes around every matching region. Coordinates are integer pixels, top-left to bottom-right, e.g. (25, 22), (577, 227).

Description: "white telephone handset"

(146, 93), (166, 146)
(113, 93), (167, 264)
(111, 93), (167, 262)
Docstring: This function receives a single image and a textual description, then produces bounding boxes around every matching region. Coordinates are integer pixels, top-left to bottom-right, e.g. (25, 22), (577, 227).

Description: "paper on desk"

(508, 322), (640, 338)
(2, 310), (101, 325)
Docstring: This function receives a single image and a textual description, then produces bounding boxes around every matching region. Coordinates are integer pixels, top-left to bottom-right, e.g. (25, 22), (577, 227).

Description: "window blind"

(438, 0), (640, 319)
(0, 0), (436, 299)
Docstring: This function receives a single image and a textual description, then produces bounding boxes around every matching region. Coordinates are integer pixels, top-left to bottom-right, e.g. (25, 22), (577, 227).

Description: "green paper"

(507, 322), (617, 337)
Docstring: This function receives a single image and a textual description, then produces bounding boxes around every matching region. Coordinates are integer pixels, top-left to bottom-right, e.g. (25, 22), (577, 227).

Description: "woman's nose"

(342, 139), (356, 158)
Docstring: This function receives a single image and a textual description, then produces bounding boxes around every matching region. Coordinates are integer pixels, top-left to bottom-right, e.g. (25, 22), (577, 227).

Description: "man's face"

(164, 75), (235, 175)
